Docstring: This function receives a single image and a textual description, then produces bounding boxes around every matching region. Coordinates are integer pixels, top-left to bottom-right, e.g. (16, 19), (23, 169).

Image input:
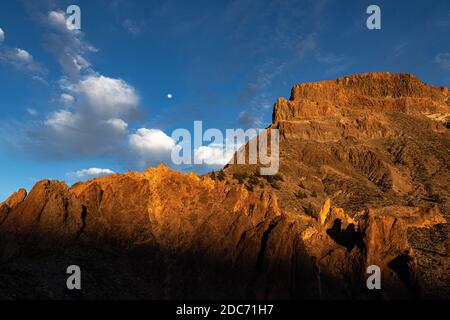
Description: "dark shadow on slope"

(326, 219), (364, 252)
(0, 225), (443, 300)
(388, 254), (422, 299)
(0, 228), (369, 300)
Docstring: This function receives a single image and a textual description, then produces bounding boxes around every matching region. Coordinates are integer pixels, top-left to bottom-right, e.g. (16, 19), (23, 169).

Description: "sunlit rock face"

(1, 72), (449, 299)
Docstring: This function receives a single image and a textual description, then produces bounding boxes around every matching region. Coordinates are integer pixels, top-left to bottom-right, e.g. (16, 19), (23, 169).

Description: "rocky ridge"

(0, 72), (449, 299)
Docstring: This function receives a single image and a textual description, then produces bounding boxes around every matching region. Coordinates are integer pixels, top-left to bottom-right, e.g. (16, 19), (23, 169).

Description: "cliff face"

(1, 73), (449, 299)
(276, 73), (449, 121)
(264, 73), (449, 212)
(225, 72), (450, 298)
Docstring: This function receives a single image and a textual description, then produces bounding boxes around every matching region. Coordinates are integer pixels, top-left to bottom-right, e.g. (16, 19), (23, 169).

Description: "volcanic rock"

(0, 72), (448, 299)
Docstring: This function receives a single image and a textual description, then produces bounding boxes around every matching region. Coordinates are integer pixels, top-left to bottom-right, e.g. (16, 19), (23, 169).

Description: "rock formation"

(0, 72), (448, 299)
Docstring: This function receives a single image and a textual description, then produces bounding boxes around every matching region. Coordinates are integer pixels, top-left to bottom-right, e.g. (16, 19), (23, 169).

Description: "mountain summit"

(1, 72), (449, 299)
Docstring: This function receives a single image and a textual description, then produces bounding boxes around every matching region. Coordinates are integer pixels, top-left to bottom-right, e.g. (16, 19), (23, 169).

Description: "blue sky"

(0, 0), (449, 200)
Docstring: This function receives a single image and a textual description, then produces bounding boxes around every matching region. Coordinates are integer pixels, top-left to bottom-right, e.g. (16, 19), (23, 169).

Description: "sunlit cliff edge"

(1, 72), (449, 299)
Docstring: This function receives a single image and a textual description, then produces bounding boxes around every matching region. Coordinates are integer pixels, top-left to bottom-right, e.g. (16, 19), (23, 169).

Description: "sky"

(0, 0), (449, 200)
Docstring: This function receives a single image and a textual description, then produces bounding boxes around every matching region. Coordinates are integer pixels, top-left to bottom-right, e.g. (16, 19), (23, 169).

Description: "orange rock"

(0, 73), (448, 299)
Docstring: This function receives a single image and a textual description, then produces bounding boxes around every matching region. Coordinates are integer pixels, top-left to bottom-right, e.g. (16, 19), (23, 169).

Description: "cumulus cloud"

(107, 118), (128, 133)
(68, 168), (115, 180)
(38, 106), (129, 157)
(0, 46), (46, 76)
(6, 6), (234, 174)
(30, 71), (141, 158)
(68, 75), (139, 119)
(129, 128), (177, 152)
(435, 53), (450, 70)
(0, 26), (45, 77)
(126, 127), (239, 169)
(194, 145), (235, 166)
(48, 10), (67, 29)
(60, 93), (75, 104)
(21, 10), (140, 160)
(44, 109), (79, 131)
(128, 128), (177, 167)
(199, 130), (254, 167)
(15, 48), (33, 62)
(44, 10), (97, 81)
(0, 26), (46, 77)
(27, 9), (140, 159)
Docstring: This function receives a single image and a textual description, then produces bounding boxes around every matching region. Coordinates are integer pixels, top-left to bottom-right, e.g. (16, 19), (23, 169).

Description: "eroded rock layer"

(0, 72), (449, 299)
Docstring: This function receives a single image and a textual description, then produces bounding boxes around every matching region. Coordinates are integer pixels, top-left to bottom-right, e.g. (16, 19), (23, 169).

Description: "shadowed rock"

(0, 72), (449, 299)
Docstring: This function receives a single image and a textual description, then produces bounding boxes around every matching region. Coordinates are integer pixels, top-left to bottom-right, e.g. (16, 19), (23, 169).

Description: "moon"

(167, 93), (173, 99)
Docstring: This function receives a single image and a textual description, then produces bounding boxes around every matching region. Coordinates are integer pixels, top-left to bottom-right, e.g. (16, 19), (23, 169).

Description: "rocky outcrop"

(226, 72), (450, 299)
(0, 165), (445, 299)
(273, 73), (449, 124)
(0, 73), (449, 299)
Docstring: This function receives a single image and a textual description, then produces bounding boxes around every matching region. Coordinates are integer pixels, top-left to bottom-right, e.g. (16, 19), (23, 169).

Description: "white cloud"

(26, 108), (39, 117)
(20, 12), (139, 160)
(32, 75), (49, 85)
(73, 54), (90, 70)
(436, 53), (450, 70)
(107, 118), (128, 133)
(60, 93), (75, 104)
(69, 168), (115, 179)
(39, 108), (130, 157)
(129, 128), (176, 153)
(15, 48), (33, 62)
(0, 26), (45, 78)
(0, 47), (45, 76)
(1, 7), (149, 167)
(6, 7), (217, 174)
(35, 74), (138, 157)
(127, 128), (244, 168)
(45, 10), (97, 80)
(44, 110), (78, 131)
(194, 145), (235, 166)
(70, 75), (139, 119)
(194, 131), (250, 166)
(48, 11), (67, 30)
(128, 128), (177, 167)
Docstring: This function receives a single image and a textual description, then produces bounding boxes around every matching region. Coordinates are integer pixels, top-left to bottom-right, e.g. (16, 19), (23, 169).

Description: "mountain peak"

(1, 73), (449, 300)
(273, 72), (449, 124)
